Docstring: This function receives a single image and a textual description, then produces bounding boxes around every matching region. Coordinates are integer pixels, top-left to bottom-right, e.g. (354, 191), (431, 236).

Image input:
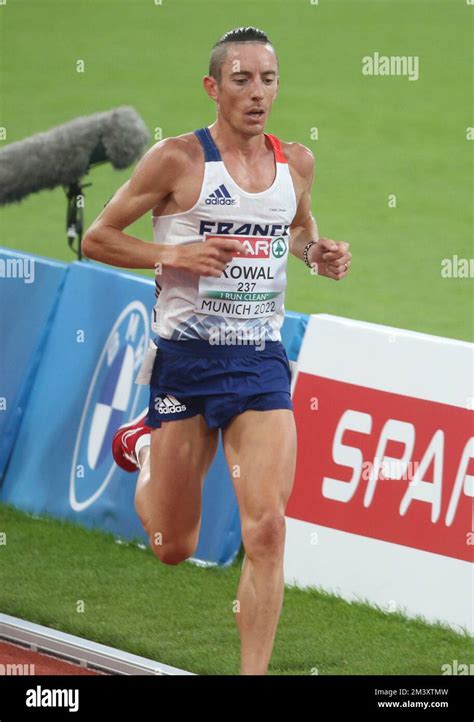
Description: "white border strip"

(296, 314), (473, 407)
(284, 519), (473, 636)
(0, 613), (194, 675)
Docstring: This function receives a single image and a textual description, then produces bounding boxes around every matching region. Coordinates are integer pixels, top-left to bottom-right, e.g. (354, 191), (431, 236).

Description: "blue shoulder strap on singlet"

(194, 127), (222, 162)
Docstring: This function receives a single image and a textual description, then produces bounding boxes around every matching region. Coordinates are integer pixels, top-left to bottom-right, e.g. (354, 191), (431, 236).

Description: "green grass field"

(0, 0), (472, 676)
(1, 503), (473, 675)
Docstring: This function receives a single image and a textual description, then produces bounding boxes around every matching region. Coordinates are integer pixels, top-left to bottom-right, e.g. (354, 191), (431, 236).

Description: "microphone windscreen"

(0, 106), (151, 206)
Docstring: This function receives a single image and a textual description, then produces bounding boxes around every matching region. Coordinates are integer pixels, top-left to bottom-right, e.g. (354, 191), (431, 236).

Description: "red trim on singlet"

(264, 133), (287, 164)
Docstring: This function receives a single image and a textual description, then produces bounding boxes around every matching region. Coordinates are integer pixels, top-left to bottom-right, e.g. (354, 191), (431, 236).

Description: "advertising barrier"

(285, 314), (474, 634)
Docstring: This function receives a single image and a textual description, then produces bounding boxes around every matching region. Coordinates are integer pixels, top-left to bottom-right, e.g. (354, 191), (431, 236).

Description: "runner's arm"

(288, 146), (320, 261)
(81, 139), (185, 270)
(288, 145), (351, 280)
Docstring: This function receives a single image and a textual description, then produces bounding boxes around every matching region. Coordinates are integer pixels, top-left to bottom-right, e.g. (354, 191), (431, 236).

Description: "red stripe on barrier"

(287, 372), (474, 562)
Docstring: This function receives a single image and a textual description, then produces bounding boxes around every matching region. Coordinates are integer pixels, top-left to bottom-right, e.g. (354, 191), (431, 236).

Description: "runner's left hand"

(308, 238), (352, 281)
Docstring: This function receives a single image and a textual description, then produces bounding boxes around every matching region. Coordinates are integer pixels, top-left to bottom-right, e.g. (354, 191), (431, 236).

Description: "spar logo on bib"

(272, 237), (287, 258)
(69, 302), (149, 511)
(229, 235), (288, 259)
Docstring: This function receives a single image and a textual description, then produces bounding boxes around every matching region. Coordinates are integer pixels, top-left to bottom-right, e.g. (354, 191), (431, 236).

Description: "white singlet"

(151, 127), (297, 342)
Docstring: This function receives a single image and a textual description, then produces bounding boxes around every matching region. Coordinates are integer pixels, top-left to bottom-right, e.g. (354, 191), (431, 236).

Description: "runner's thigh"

(222, 408), (297, 521)
(146, 414), (219, 546)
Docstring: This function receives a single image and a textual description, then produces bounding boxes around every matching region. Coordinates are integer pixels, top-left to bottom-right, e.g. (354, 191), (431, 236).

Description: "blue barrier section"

(0, 248), (68, 480)
(1, 261), (154, 544)
(1, 259), (309, 566)
(281, 310), (310, 362)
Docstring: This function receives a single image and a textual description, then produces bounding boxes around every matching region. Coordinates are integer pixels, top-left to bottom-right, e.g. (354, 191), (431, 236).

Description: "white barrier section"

(285, 314), (474, 635)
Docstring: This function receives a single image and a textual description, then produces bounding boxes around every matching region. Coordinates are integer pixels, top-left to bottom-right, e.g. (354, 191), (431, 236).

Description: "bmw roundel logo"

(69, 301), (149, 511)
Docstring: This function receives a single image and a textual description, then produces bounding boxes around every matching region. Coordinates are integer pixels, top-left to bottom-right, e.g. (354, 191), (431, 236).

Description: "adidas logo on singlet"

(205, 184), (238, 206)
(154, 394), (187, 414)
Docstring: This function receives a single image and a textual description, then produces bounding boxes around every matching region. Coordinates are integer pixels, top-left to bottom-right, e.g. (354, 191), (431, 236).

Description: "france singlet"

(151, 127), (297, 342)
(139, 128), (298, 428)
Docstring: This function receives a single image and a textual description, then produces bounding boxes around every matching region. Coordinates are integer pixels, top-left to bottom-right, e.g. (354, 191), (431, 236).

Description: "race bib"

(194, 234), (288, 319)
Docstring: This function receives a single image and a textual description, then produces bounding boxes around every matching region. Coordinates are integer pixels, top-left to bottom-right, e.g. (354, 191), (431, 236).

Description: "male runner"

(82, 26), (351, 675)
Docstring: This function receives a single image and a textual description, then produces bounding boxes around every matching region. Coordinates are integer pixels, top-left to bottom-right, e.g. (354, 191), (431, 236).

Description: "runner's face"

(214, 43), (279, 135)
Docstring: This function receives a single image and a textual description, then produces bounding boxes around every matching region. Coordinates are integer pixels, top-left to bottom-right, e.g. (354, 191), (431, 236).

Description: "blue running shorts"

(145, 337), (293, 430)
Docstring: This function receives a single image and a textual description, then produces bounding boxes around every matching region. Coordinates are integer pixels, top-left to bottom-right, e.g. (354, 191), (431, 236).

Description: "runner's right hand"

(168, 236), (249, 277)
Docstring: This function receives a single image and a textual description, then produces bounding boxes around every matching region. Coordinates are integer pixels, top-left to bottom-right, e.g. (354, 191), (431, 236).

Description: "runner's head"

(204, 27), (279, 136)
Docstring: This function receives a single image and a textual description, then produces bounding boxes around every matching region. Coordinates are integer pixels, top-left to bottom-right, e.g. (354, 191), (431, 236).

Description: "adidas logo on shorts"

(205, 184), (238, 206)
(154, 394), (187, 414)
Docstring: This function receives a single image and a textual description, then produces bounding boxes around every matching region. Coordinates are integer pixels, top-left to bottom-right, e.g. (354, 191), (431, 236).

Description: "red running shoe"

(112, 407), (151, 472)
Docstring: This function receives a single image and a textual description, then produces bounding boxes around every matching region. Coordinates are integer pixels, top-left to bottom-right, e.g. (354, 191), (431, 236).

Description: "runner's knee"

(242, 512), (286, 560)
(150, 540), (194, 565)
(148, 527), (195, 564)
